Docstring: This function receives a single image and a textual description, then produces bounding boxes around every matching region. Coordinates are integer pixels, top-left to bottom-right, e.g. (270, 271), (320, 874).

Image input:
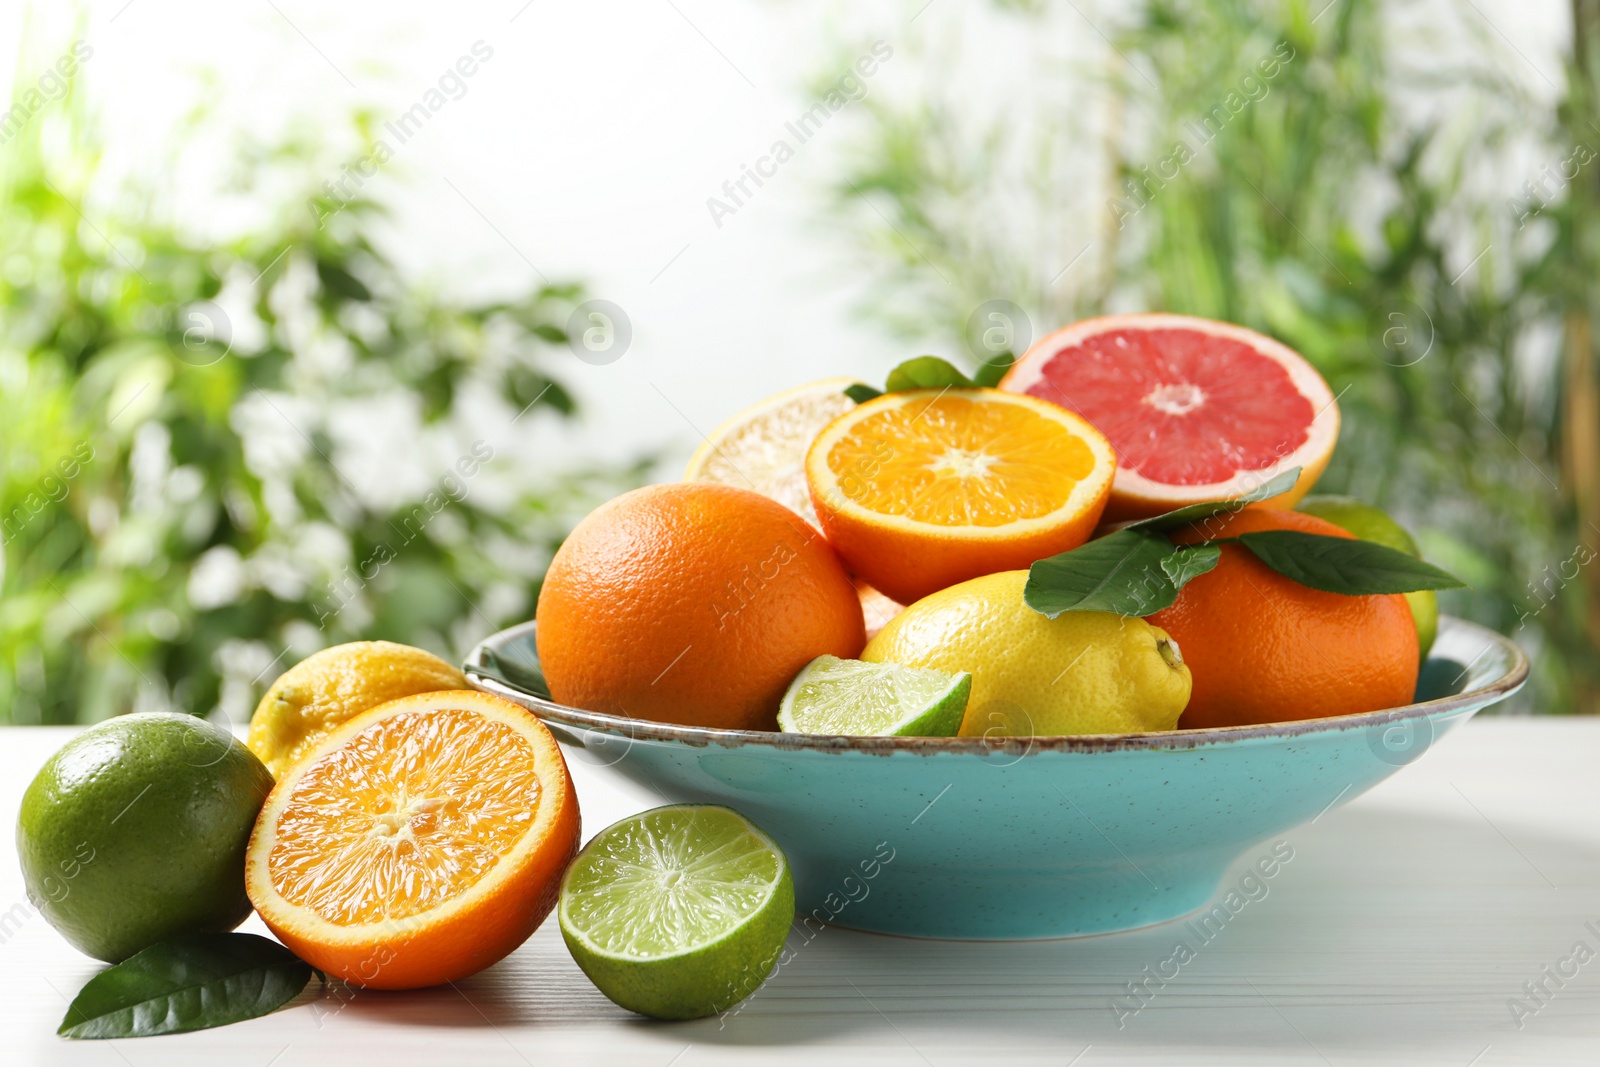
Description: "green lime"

(1297, 495), (1420, 555)
(558, 805), (794, 1020)
(1298, 495), (1438, 658)
(16, 712), (275, 962)
(777, 654), (970, 736)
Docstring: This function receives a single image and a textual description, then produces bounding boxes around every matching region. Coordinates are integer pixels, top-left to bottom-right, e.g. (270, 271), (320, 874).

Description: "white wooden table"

(3, 720), (1597, 1066)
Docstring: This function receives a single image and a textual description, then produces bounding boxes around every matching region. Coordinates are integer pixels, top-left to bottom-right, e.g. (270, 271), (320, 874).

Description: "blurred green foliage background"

(0, 82), (640, 725)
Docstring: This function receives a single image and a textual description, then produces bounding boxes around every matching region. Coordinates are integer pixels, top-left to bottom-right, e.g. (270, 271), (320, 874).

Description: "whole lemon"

(247, 641), (466, 778)
(862, 571), (1190, 736)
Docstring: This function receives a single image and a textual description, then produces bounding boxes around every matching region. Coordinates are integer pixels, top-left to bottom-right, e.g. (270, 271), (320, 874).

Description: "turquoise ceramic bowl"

(465, 616), (1525, 940)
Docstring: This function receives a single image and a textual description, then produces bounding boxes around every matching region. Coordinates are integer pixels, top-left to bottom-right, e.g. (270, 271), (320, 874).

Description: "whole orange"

(1148, 509), (1418, 729)
(536, 482), (866, 730)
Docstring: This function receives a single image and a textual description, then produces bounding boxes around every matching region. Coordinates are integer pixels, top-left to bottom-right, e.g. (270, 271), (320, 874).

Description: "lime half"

(777, 654), (970, 736)
(558, 805), (794, 1020)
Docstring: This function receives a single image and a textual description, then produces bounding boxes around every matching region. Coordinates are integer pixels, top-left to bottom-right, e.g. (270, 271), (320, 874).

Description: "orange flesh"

(824, 395), (1097, 526)
(268, 707), (541, 925)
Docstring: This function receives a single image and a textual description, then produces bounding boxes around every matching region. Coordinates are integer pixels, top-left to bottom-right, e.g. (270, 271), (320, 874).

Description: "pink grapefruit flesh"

(1000, 313), (1338, 521)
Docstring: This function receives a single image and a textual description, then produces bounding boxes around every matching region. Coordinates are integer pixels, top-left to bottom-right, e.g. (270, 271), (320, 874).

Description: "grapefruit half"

(1000, 314), (1339, 521)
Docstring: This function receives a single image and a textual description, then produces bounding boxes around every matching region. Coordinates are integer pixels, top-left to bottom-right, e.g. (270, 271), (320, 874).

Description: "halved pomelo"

(685, 376), (859, 528)
(245, 690), (580, 989)
(1000, 314), (1339, 521)
(805, 388), (1117, 605)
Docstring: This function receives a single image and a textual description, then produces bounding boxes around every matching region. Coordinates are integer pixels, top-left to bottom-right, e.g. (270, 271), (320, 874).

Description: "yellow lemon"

(861, 571), (1190, 736)
(246, 641), (466, 777)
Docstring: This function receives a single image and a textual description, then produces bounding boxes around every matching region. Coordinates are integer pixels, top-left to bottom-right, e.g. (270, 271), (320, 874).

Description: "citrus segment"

(806, 389), (1116, 605)
(246, 690), (580, 989)
(684, 377), (859, 527)
(559, 805), (794, 1020)
(777, 654), (970, 737)
(1001, 313), (1338, 520)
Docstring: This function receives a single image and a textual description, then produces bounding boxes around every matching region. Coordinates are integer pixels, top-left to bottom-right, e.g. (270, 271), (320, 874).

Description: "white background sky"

(0, 0), (1570, 480)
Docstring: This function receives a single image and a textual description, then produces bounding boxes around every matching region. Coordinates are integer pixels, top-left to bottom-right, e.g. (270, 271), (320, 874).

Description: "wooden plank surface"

(2, 720), (1597, 1066)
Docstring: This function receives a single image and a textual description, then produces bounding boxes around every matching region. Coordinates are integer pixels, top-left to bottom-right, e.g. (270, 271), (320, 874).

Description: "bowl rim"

(463, 615), (1527, 754)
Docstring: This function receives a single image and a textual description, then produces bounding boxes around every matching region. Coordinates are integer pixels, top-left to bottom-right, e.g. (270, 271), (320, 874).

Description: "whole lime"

(17, 712), (275, 962)
(1297, 495), (1438, 658)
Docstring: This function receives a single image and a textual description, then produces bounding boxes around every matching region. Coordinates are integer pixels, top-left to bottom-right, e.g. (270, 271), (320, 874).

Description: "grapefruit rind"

(1000, 313), (1339, 520)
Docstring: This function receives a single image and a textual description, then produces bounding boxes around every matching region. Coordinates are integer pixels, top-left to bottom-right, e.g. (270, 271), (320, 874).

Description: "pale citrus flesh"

(246, 690), (580, 989)
(685, 377), (859, 527)
(805, 388), (1116, 605)
(1000, 313), (1338, 520)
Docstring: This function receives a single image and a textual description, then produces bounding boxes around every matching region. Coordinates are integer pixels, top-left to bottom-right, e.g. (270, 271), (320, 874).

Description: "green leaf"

(1024, 529), (1183, 617)
(1160, 543), (1222, 587)
(884, 355), (974, 393)
(971, 352), (1015, 388)
(843, 383), (883, 404)
(1236, 531), (1468, 594)
(315, 259), (372, 302)
(1125, 467), (1303, 533)
(59, 934), (315, 1039)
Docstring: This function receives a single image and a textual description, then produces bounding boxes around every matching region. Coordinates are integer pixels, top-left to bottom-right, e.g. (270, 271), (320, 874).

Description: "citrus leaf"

(59, 934), (314, 1039)
(1236, 531), (1468, 594)
(1159, 543), (1222, 587)
(971, 352), (1015, 388)
(884, 355), (974, 393)
(1025, 529), (1182, 617)
(1125, 467), (1303, 533)
(843, 383), (883, 404)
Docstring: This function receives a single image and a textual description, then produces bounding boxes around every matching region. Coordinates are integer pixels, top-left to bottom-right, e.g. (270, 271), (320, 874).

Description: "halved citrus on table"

(1000, 313), (1339, 521)
(685, 376), (859, 527)
(805, 388), (1116, 605)
(245, 690), (580, 989)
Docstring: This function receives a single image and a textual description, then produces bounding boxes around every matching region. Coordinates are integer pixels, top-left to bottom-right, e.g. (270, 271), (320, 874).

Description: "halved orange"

(805, 388), (1117, 605)
(245, 690), (580, 989)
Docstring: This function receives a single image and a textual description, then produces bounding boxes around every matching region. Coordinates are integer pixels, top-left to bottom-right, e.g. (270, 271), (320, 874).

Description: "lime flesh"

(777, 655), (970, 737)
(558, 805), (794, 1020)
(16, 712), (274, 962)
